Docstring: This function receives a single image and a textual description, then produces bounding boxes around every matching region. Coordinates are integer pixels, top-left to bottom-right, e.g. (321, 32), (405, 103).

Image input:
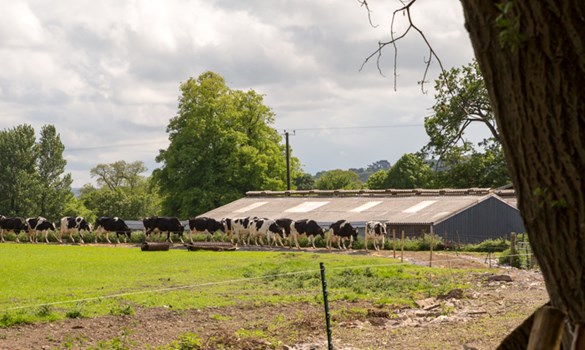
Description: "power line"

(289, 124), (423, 131)
(63, 124), (423, 153)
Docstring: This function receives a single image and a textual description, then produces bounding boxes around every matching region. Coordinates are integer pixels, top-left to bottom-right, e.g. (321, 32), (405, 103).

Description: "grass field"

(0, 244), (475, 328)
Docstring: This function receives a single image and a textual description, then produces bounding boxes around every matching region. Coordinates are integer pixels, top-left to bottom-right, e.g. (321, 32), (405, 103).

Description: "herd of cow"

(0, 215), (390, 251)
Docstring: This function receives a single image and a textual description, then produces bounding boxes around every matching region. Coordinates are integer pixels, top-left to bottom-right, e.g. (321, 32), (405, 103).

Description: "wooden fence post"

(429, 227), (434, 268)
(392, 229), (396, 259)
(510, 232), (517, 267)
(401, 230), (405, 263)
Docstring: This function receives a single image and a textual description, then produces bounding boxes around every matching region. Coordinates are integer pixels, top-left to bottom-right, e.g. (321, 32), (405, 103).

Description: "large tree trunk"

(460, 1), (585, 348)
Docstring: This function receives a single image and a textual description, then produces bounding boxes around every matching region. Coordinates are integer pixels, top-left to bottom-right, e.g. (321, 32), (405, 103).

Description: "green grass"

(0, 244), (476, 327)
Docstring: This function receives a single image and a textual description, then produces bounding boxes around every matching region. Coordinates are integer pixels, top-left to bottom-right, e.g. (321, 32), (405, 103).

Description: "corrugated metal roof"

(201, 192), (508, 225)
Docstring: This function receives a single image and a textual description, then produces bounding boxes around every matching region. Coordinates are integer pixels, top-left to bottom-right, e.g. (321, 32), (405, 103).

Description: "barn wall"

(433, 197), (525, 244)
(385, 224), (432, 239)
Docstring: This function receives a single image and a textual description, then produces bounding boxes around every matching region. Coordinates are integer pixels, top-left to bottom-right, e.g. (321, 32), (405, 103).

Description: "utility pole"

(283, 130), (295, 191)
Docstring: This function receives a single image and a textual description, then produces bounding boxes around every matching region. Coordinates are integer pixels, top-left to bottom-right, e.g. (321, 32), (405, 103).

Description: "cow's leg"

(78, 230), (85, 244)
(0, 229), (4, 243)
(44, 230), (50, 243)
(381, 236), (385, 251)
(105, 232), (112, 244)
(189, 229), (194, 243)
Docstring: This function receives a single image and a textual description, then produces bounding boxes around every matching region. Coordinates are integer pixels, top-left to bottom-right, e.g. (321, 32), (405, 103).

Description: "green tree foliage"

(294, 172), (315, 190)
(434, 140), (509, 188)
(37, 125), (74, 221)
(90, 160), (147, 191)
(384, 153), (433, 189)
(423, 60), (509, 187)
(349, 160), (391, 182)
(314, 169), (362, 190)
(80, 161), (160, 219)
(364, 169), (388, 189)
(153, 71), (301, 217)
(424, 60), (498, 157)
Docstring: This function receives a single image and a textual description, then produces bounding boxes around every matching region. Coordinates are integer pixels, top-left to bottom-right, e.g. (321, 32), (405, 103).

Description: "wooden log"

(141, 242), (171, 251)
(526, 305), (566, 350)
(185, 242), (237, 251)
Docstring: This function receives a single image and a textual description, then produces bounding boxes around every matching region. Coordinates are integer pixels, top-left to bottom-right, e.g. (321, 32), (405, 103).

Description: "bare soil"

(0, 250), (548, 350)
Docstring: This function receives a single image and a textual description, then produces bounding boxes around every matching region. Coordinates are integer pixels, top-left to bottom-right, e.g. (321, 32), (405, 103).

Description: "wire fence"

(2, 249), (537, 314)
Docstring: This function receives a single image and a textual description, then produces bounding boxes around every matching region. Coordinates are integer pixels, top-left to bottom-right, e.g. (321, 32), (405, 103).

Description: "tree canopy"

(153, 71), (301, 217)
(423, 60), (510, 188)
(80, 160), (160, 219)
(314, 169), (362, 190)
(0, 124), (72, 220)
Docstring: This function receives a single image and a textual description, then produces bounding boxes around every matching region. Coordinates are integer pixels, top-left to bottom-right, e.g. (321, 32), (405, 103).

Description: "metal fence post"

(320, 262), (333, 350)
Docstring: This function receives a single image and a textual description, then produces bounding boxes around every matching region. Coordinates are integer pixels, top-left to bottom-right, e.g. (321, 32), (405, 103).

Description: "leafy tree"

(153, 71), (301, 217)
(364, 169), (388, 189)
(424, 60), (498, 160)
(349, 160), (392, 182)
(384, 153), (433, 189)
(80, 161), (160, 219)
(434, 140), (509, 188)
(422, 60), (510, 187)
(294, 172), (315, 190)
(314, 169), (362, 190)
(90, 160), (146, 191)
(363, 1), (585, 346)
(37, 125), (74, 221)
(0, 125), (40, 217)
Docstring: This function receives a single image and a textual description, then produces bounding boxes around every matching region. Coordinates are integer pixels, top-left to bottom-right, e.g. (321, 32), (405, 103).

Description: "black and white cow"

(275, 218), (295, 240)
(0, 216), (28, 243)
(221, 218), (235, 243)
(59, 216), (92, 243)
(291, 219), (325, 249)
(143, 216), (185, 243)
(248, 218), (286, 247)
(327, 220), (358, 250)
(231, 216), (258, 245)
(365, 221), (387, 251)
(26, 217), (57, 243)
(94, 217), (132, 244)
(188, 217), (225, 243)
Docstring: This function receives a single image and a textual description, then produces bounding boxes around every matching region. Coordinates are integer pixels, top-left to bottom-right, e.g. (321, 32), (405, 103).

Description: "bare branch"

(360, 0), (445, 93)
(357, 0), (379, 28)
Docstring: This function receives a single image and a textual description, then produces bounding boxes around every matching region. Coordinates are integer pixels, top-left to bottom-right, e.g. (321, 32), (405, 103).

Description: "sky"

(0, 0), (476, 188)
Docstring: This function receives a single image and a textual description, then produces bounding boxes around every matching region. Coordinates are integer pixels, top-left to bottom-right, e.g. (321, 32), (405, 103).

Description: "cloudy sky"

(0, 0), (476, 188)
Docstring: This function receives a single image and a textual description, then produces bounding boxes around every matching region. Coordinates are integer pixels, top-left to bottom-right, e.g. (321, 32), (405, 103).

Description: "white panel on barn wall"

(349, 201), (383, 212)
(234, 202), (269, 213)
(285, 202), (330, 213)
(402, 200), (437, 213)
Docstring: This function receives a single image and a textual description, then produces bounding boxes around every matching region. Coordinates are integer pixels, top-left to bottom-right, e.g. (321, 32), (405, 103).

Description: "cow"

(290, 219), (325, 249)
(26, 217), (57, 243)
(188, 217), (225, 243)
(0, 216), (28, 243)
(94, 217), (132, 244)
(143, 216), (185, 243)
(231, 216), (258, 245)
(327, 220), (358, 250)
(221, 218), (235, 243)
(248, 218), (286, 247)
(365, 221), (387, 251)
(59, 216), (92, 243)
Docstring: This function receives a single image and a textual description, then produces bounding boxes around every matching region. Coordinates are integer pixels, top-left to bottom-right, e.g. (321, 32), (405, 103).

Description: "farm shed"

(200, 188), (525, 244)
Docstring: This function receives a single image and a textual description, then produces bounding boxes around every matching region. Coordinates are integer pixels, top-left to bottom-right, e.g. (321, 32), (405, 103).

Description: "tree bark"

(460, 1), (585, 348)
